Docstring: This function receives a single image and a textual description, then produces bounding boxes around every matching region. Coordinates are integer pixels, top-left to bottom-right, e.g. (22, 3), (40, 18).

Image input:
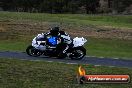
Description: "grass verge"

(86, 38), (132, 59)
(0, 12), (132, 29)
(0, 58), (132, 88)
(0, 40), (30, 52)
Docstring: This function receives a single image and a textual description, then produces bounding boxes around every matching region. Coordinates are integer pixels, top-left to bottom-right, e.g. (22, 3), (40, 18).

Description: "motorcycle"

(26, 35), (87, 60)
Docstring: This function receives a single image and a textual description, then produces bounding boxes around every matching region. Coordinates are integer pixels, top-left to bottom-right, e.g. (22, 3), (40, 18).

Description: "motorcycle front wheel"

(26, 45), (42, 57)
(70, 46), (86, 60)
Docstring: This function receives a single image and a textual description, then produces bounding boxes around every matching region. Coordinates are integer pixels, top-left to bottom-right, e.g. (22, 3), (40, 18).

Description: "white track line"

(47, 61), (53, 62)
(113, 58), (119, 59)
(66, 63), (78, 64)
(109, 66), (115, 67)
(94, 65), (101, 66)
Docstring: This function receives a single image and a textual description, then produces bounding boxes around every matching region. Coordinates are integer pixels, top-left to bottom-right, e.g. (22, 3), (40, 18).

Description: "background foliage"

(0, 0), (132, 14)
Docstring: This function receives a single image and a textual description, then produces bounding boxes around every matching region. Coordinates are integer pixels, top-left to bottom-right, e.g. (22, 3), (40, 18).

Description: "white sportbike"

(26, 36), (87, 60)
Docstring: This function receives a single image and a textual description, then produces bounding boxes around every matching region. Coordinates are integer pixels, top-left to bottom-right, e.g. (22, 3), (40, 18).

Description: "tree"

(112, 0), (132, 14)
(66, 0), (80, 13)
(81, 0), (100, 14)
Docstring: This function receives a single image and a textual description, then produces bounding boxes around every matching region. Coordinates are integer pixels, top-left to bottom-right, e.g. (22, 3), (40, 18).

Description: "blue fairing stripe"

(48, 37), (57, 46)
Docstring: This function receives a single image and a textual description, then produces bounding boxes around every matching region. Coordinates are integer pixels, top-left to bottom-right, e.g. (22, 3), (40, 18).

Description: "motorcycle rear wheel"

(70, 46), (86, 60)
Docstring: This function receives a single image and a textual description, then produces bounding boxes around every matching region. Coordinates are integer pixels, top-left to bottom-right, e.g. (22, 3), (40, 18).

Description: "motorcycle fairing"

(48, 36), (58, 46)
(73, 37), (87, 47)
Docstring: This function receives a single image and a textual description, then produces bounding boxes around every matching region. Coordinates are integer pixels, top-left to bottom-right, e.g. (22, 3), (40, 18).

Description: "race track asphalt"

(0, 51), (132, 68)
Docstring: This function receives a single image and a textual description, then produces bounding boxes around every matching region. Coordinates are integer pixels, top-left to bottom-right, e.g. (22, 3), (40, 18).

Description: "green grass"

(0, 40), (30, 52)
(0, 12), (132, 28)
(0, 58), (132, 88)
(0, 38), (132, 60)
(86, 38), (132, 59)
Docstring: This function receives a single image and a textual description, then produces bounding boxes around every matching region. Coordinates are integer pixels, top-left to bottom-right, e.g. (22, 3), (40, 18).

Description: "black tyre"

(26, 45), (42, 57)
(70, 46), (86, 60)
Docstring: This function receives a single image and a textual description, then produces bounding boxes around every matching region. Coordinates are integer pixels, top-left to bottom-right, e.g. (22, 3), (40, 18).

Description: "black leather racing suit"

(44, 31), (72, 55)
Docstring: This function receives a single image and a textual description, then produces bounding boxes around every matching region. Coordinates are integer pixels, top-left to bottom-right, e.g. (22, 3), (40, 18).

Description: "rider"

(32, 26), (72, 57)
(44, 27), (72, 56)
